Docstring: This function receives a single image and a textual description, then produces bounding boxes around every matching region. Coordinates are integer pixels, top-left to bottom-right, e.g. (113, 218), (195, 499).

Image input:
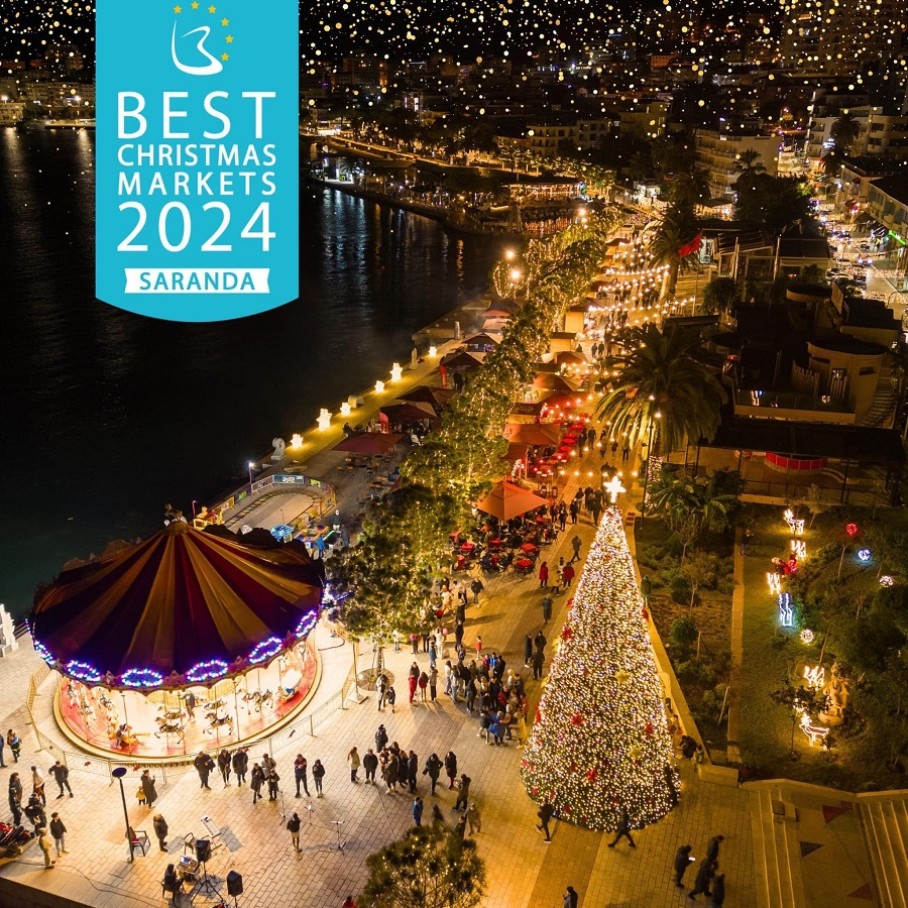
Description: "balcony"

(733, 388), (855, 424)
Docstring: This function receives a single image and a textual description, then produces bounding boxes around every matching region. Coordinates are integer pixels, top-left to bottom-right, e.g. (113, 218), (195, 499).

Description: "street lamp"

(640, 410), (662, 526)
(111, 767), (134, 862)
(247, 461), (255, 495)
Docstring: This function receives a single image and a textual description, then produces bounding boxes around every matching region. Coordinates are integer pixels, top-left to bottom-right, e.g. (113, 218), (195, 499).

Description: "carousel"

(29, 520), (324, 760)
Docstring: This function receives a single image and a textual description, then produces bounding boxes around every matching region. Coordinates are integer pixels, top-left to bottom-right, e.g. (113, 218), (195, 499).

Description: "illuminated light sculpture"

(845, 522), (860, 537)
(803, 664), (825, 689)
(64, 660), (102, 684)
(316, 408), (332, 431)
(121, 668), (165, 689)
(248, 636), (284, 665)
(375, 380), (385, 394)
(799, 710), (830, 747)
(880, 575), (895, 587)
(790, 539), (807, 560)
(779, 592), (794, 628)
(340, 402), (352, 417)
(857, 548), (872, 562)
(290, 433), (303, 448)
(428, 345), (437, 358)
(603, 474), (626, 504)
(390, 362), (403, 383)
(767, 572), (782, 595)
(521, 508), (679, 831)
(800, 629), (815, 645)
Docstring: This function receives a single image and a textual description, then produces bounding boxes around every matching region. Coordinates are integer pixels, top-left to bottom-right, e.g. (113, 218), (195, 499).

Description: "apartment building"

(695, 129), (780, 200)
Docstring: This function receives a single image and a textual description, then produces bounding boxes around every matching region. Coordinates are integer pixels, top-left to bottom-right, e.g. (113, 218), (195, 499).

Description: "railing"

(23, 654), (362, 784)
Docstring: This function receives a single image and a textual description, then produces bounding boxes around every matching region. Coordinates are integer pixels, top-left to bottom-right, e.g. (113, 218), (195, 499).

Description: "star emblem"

(226, 35), (234, 43)
(173, 4), (182, 12)
(208, 4), (217, 12)
(221, 52), (230, 61)
(221, 17), (229, 26)
(190, 1), (199, 7)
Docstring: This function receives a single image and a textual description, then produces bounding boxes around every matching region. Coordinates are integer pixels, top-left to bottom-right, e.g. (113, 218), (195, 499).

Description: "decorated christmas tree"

(521, 508), (679, 831)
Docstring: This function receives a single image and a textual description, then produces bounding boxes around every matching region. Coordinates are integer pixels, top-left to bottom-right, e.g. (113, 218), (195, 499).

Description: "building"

(806, 107), (908, 166)
(695, 129), (780, 201)
(0, 100), (25, 125)
(865, 175), (908, 289)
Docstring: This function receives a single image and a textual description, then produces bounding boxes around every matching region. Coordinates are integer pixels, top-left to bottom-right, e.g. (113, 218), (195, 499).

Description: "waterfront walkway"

(0, 447), (761, 908)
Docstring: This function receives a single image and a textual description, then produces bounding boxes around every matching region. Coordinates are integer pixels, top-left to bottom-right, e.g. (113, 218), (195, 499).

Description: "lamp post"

(111, 767), (133, 862)
(640, 410), (662, 526)
(247, 461), (255, 496)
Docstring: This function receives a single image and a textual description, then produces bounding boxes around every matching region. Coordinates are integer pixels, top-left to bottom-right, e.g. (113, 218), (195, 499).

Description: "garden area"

(736, 501), (908, 792)
(635, 517), (735, 753)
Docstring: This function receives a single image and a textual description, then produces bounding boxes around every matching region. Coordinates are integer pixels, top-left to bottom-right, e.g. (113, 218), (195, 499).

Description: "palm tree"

(595, 324), (726, 455)
(831, 112), (860, 154)
(664, 169), (711, 208)
(648, 204), (700, 299)
(732, 149), (766, 195)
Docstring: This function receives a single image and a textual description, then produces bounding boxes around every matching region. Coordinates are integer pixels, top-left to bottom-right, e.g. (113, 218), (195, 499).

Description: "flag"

(677, 233), (702, 258)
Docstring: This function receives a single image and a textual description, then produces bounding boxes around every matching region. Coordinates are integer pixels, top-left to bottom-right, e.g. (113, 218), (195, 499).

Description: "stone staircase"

(860, 380), (897, 428)
(749, 783), (807, 907)
(858, 795), (908, 907)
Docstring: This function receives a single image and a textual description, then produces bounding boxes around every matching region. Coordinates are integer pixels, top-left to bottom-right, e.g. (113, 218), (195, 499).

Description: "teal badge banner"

(96, 1), (298, 321)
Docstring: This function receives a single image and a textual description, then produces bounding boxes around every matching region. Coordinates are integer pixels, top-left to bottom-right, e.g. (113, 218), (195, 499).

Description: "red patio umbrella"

(474, 480), (549, 521)
(332, 432), (404, 455)
(380, 401), (437, 423)
(504, 423), (563, 446)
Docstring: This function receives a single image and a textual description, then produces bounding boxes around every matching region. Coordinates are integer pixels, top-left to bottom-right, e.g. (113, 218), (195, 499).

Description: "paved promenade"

(0, 444), (761, 908)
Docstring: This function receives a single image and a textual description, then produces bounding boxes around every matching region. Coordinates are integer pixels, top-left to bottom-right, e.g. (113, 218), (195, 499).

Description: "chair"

(129, 829), (149, 857)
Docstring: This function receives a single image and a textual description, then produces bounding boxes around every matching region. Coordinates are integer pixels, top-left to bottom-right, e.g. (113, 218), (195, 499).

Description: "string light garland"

(521, 508), (678, 831)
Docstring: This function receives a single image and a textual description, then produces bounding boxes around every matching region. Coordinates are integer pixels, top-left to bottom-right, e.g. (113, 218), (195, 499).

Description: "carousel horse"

(241, 689), (273, 713)
(204, 710), (233, 735)
(99, 692), (114, 711)
(154, 717), (184, 740)
(157, 705), (184, 722)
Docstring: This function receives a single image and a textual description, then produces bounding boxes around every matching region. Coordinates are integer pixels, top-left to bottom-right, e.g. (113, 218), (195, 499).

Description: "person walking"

(342, 897), (358, 908)
(408, 662), (419, 703)
(50, 761), (73, 799)
(8, 773), (22, 825)
(266, 766), (281, 801)
(534, 630), (547, 653)
(0, 732), (4, 768)
(470, 577), (484, 605)
(453, 774), (471, 812)
(563, 885), (579, 908)
(412, 796), (424, 826)
(467, 802), (481, 834)
(569, 535), (582, 563)
(561, 563), (575, 589)
(213, 748), (230, 787)
(407, 750), (419, 793)
(418, 672), (429, 702)
(293, 754), (310, 797)
(362, 748), (378, 785)
(706, 834), (724, 863)
(688, 858), (715, 900)
(674, 844), (694, 888)
(428, 666), (438, 702)
(250, 763), (265, 804)
(37, 827), (55, 869)
(193, 751), (214, 790)
(153, 813), (168, 852)
(538, 561), (549, 588)
(49, 812), (67, 856)
(708, 873), (725, 907)
(233, 747), (248, 786)
(377, 672), (389, 711)
(532, 648), (545, 680)
(537, 802), (554, 842)
(287, 812), (301, 852)
(140, 770), (157, 809)
(523, 634), (534, 667)
(444, 751), (458, 790)
(31, 767), (46, 806)
(608, 808), (636, 848)
(423, 753), (443, 794)
(541, 594), (553, 624)
(6, 729), (21, 763)
(312, 759), (325, 797)
(347, 746), (361, 783)
(375, 724), (389, 753)
(385, 685), (397, 713)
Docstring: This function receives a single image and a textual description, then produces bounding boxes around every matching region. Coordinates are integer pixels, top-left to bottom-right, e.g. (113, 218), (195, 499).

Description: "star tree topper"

(604, 474), (626, 504)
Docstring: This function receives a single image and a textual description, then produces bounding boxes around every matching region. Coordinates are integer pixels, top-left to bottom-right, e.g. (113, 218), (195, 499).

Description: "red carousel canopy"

(30, 522), (323, 689)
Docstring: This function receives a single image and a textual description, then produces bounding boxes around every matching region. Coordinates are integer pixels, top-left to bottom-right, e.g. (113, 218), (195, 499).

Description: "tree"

(731, 149), (766, 196)
(648, 202), (700, 299)
(734, 174), (812, 227)
(670, 615), (699, 654)
(702, 277), (738, 314)
(359, 824), (485, 908)
(830, 112), (860, 154)
(595, 324), (727, 454)
(521, 509), (679, 830)
(662, 169), (710, 208)
(678, 549), (717, 609)
(769, 677), (829, 758)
